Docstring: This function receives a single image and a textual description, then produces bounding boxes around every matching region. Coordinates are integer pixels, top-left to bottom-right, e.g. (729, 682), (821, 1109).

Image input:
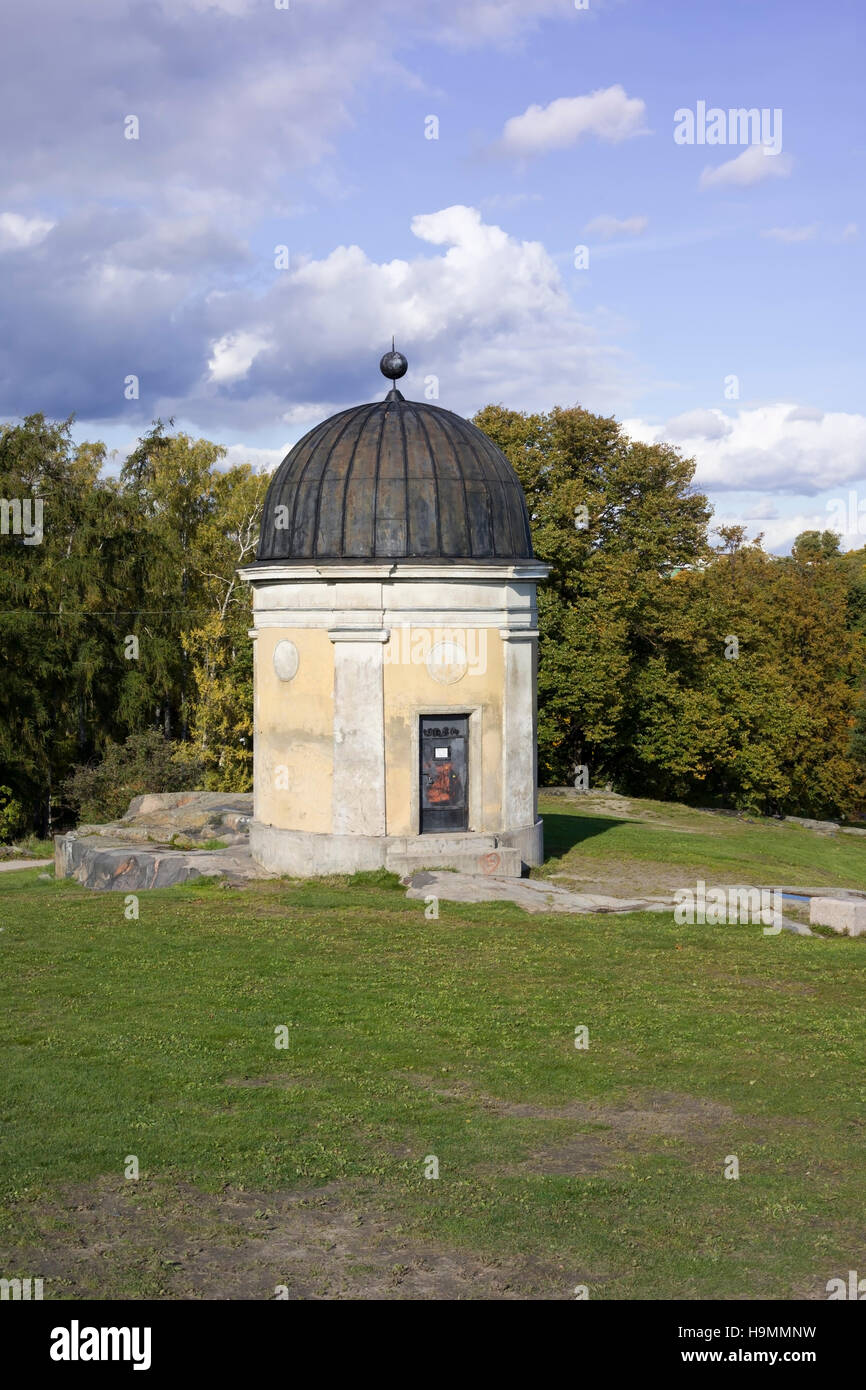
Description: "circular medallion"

(273, 640), (299, 682)
(426, 640), (468, 685)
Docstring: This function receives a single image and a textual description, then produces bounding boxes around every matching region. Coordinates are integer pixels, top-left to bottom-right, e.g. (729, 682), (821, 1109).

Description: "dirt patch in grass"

(397, 1074), (741, 1177)
(494, 1090), (733, 1134)
(514, 1132), (639, 1176)
(538, 859), (694, 897)
(4, 1177), (568, 1300)
(398, 1073), (734, 1134)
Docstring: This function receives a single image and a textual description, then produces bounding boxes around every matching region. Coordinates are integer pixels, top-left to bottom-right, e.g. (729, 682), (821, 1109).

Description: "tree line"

(1, 407), (864, 839)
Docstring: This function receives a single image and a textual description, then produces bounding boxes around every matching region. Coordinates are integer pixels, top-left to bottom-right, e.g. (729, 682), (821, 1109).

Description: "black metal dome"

(254, 357), (534, 564)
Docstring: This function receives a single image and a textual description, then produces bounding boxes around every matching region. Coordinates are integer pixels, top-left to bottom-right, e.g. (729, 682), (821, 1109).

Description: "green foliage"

(62, 731), (206, 823)
(475, 403), (866, 818)
(474, 402), (711, 784)
(0, 786), (26, 843)
(2, 405), (865, 829)
(0, 416), (265, 832)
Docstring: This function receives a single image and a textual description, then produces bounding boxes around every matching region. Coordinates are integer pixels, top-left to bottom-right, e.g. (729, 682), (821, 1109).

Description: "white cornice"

(238, 561), (549, 584)
(328, 628), (390, 643)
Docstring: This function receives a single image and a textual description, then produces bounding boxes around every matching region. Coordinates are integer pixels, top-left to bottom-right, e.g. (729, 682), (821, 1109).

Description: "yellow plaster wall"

(254, 628), (334, 832)
(383, 627), (504, 836)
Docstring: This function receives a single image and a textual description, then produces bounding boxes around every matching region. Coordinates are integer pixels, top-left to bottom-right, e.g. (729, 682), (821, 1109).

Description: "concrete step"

(388, 844), (523, 878)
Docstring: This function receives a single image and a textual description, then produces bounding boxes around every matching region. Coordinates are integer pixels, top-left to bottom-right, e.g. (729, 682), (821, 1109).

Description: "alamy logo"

(0, 1276), (43, 1299)
(826, 1270), (866, 1299)
(0, 497), (43, 545)
(50, 1320), (152, 1371)
(674, 880), (782, 934)
(674, 102), (783, 154)
(827, 491), (866, 537)
(384, 625), (486, 677)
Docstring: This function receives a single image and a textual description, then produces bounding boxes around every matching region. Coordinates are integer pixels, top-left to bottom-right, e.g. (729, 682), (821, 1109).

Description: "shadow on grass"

(541, 811), (638, 861)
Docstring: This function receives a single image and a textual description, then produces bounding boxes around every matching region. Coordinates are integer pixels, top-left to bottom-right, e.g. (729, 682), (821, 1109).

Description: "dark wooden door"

(420, 716), (469, 833)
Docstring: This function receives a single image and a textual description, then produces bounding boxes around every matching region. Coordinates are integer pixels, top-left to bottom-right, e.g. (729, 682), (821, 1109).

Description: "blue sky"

(1, 0), (863, 549)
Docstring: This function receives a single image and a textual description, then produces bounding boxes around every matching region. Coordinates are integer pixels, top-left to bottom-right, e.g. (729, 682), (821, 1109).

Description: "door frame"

(412, 705), (482, 835)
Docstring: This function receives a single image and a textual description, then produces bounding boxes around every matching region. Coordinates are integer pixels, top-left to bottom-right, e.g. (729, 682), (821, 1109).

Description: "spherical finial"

(380, 345), (408, 381)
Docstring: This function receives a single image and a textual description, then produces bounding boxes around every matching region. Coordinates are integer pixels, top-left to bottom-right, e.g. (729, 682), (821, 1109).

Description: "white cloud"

(157, 204), (636, 430)
(622, 404), (866, 494)
(207, 331), (271, 383)
(584, 214), (648, 241)
(699, 144), (793, 190)
(785, 405), (824, 423)
(0, 212), (54, 251)
(741, 497), (780, 521)
(221, 441), (286, 472)
(712, 509), (827, 553)
(662, 408), (733, 442)
(499, 86), (648, 157)
(761, 225), (817, 242)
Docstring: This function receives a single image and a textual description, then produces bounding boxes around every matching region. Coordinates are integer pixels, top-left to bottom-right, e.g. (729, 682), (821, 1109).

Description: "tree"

(183, 463), (268, 789)
(0, 417), (267, 832)
(473, 403), (711, 785)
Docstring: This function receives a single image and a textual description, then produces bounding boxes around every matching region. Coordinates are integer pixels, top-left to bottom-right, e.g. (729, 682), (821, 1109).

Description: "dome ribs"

(371, 403), (407, 556)
(325, 403), (379, 558)
(441, 408), (500, 559)
(422, 408), (472, 558)
(258, 411), (340, 561)
(255, 393), (534, 564)
(406, 402), (442, 557)
(288, 408), (358, 560)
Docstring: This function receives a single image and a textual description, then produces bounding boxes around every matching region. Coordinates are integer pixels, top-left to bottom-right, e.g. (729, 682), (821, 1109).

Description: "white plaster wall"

(331, 635), (386, 836)
(240, 562), (547, 860)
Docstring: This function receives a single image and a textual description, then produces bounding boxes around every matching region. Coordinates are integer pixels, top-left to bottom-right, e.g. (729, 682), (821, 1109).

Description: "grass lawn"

(535, 791), (866, 895)
(0, 796), (864, 1300)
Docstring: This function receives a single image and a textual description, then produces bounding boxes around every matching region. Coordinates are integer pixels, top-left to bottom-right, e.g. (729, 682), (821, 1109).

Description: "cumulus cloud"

(208, 332), (272, 384)
(0, 1), (638, 431)
(173, 205), (634, 427)
(0, 1), (415, 224)
(584, 214), (648, 241)
(699, 144), (793, 190)
(622, 404), (866, 495)
(712, 508), (831, 553)
(221, 441), (287, 472)
(785, 405), (824, 423)
(661, 409), (733, 442)
(0, 201), (634, 428)
(499, 86), (648, 157)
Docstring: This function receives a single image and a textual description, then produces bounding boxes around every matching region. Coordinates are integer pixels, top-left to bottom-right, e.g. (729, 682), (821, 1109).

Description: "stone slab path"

(404, 870), (670, 915)
(404, 870), (816, 935)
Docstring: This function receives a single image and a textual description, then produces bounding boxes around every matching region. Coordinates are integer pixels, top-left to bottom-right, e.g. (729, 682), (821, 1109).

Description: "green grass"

(536, 792), (866, 893)
(0, 797), (864, 1299)
(0, 835), (54, 858)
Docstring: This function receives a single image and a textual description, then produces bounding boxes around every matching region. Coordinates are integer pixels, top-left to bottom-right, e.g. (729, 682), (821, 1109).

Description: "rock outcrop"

(54, 791), (264, 891)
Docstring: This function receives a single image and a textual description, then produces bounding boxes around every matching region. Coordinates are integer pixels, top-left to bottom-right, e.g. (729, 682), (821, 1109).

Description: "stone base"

(249, 819), (544, 879)
(54, 833), (266, 891)
(809, 896), (866, 936)
(53, 792), (260, 892)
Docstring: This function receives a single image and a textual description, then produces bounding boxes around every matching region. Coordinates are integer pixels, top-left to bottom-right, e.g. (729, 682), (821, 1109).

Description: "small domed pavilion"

(239, 350), (548, 877)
